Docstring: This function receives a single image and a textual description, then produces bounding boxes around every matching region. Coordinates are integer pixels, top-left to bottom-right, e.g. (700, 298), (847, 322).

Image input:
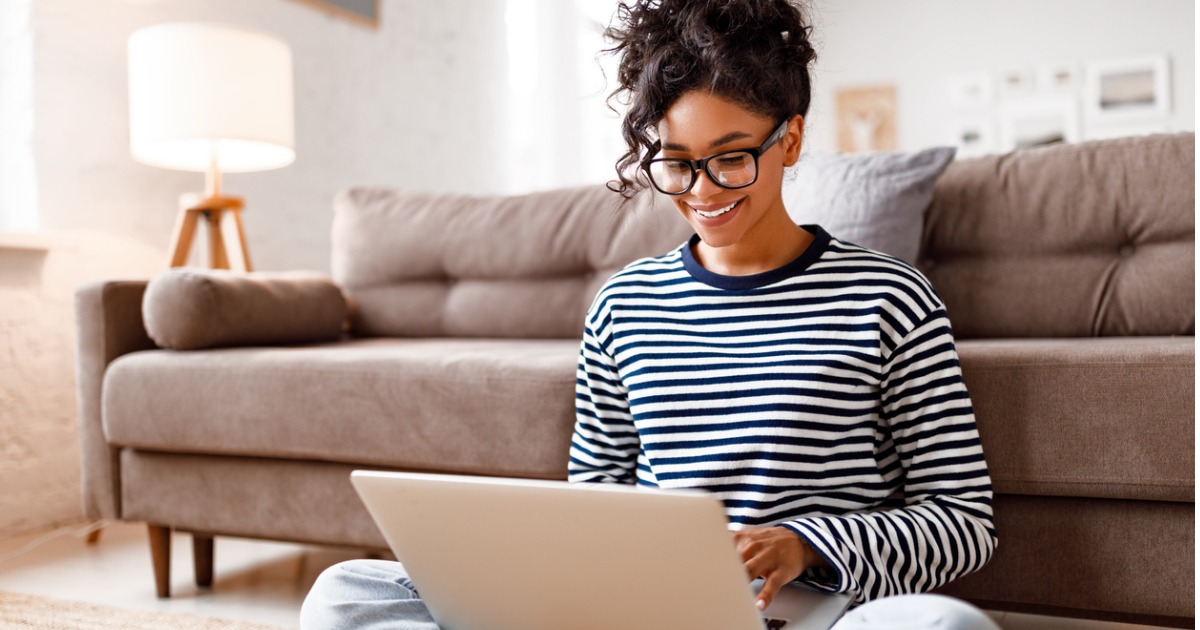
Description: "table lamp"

(128, 23), (295, 271)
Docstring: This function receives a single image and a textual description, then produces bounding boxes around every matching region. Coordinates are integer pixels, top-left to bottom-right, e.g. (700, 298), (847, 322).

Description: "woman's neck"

(692, 208), (814, 277)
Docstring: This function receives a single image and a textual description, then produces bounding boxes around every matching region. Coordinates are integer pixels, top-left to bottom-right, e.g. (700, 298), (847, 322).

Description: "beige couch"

(76, 133), (1194, 625)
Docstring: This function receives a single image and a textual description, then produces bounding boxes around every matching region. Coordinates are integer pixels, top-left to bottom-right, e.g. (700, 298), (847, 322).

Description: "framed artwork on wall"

(947, 117), (995, 159)
(1036, 63), (1079, 92)
(1000, 95), (1080, 152)
(835, 85), (897, 153)
(997, 67), (1035, 98)
(945, 72), (993, 110)
(288, 0), (379, 28)
(1084, 55), (1171, 122)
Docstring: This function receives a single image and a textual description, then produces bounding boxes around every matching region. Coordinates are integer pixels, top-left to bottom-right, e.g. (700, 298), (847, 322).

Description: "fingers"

(756, 571), (788, 611)
(732, 527), (810, 612)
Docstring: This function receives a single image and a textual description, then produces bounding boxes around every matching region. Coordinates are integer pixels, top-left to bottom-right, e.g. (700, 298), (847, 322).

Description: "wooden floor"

(0, 521), (1177, 629)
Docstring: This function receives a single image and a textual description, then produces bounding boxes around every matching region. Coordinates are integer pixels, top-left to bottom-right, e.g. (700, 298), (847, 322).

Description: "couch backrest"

(334, 132), (1195, 341)
(332, 185), (692, 338)
(917, 132), (1195, 338)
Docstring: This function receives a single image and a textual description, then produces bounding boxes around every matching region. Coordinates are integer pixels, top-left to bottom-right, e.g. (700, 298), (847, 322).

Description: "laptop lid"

(351, 470), (850, 630)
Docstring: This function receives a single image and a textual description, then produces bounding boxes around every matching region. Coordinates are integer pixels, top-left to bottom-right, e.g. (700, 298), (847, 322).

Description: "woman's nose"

(689, 166), (723, 198)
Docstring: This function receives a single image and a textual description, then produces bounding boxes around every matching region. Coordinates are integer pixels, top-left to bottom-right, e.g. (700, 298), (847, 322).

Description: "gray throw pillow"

(782, 146), (957, 264)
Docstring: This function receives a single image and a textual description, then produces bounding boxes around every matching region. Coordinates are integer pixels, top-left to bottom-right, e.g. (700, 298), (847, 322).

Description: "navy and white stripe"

(569, 225), (997, 605)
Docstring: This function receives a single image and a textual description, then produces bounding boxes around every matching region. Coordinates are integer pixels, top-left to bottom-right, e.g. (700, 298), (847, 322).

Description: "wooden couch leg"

(193, 534), (214, 588)
(147, 524), (171, 598)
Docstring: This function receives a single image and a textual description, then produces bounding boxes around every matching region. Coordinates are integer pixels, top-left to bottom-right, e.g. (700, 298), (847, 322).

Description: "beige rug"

(0, 592), (286, 630)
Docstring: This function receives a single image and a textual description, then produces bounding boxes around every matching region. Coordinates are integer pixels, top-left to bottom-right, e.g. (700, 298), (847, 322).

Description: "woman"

(301, 1), (997, 627)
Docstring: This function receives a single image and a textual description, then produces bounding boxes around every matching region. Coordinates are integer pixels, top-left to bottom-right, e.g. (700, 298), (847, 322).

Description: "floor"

(0, 521), (1178, 629)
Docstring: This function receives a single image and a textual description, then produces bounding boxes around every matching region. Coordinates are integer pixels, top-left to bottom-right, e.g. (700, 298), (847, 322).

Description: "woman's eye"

(717, 154), (751, 168)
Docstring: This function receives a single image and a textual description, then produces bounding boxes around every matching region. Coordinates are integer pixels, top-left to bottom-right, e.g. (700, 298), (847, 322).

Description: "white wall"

(0, 0), (36, 232)
(803, 0), (1195, 153)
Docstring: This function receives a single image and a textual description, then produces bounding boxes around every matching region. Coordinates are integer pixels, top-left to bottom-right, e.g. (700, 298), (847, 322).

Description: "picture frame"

(945, 72), (993, 110)
(999, 95), (1080, 152)
(996, 67), (1035, 98)
(288, 0), (379, 28)
(1084, 54), (1171, 122)
(1036, 63), (1079, 92)
(834, 84), (897, 153)
(947, 117), (996, 159)
(1082, 121), (1172, 142)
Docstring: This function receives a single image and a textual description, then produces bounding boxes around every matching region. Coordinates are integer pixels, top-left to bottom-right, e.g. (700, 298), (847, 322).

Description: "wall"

(0, 235), (162, 535)
(0, 0), (512, 537)
(803, 0), (1195, 153)
(0, 0), (36, 232)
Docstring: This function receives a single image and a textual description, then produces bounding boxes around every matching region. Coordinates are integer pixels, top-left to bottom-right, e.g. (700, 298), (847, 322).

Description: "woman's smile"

(688, 197), (745, 223)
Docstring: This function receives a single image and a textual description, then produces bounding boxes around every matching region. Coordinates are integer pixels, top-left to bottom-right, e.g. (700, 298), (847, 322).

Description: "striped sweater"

(568, 225), (997, 605)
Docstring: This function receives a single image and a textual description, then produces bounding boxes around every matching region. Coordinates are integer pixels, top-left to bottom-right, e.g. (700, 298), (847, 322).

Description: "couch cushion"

(331, 185), (692, 339)
(104, 335), (1193, 503)
(959, 336), (1194, 502)
(102, 338), (580, 479)
(919, 132), (1194, 338)
(143, 268), (347, 350)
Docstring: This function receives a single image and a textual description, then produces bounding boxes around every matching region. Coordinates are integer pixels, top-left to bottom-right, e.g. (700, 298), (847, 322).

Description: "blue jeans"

(299, 559), (1000, 630)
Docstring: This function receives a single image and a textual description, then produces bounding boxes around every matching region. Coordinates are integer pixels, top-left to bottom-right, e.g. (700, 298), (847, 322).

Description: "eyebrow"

(662, 130), (754, 153)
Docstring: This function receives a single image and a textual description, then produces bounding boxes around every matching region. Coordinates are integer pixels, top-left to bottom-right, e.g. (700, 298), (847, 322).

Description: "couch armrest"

(75, 280), (157, 520)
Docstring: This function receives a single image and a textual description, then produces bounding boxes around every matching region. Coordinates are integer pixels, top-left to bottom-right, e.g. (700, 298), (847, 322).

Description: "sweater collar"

(680, 224), (831, 290)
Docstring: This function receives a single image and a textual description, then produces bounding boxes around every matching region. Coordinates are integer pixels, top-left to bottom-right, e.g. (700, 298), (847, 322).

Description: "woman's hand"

(732, 526), (827, 611)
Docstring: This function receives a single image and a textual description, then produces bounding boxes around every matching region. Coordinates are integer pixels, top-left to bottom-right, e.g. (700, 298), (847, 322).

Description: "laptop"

(350, 470), (853, 630)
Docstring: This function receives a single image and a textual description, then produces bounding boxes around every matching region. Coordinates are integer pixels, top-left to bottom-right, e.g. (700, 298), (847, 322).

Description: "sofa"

(75, 132), (1194, 625)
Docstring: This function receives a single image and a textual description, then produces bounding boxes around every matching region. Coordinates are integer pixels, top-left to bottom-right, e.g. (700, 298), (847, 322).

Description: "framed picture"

(1036, 63), (1079, 92)
(997, 67), (1035, 98)
(1083, 122), (1172, 142)
(1000, 95), (1080, 152)
(288, 0), (379, 28)
(835, 85), (897, 153)
(945, 72), (993, 110)
(1084, 55), (1171, 121)
(947, 118), (996, 159)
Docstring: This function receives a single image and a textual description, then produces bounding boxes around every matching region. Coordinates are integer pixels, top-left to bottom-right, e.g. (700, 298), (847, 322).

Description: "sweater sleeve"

(780, 308), (998, 605)
(567, 321), (639, 484)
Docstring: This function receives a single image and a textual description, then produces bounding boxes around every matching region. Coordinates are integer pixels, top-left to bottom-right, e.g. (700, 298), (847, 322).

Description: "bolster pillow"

(143, 268), (348, 350)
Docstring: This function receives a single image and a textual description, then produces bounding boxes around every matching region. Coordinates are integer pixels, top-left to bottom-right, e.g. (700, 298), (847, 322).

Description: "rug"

(0, 592), (287, 630)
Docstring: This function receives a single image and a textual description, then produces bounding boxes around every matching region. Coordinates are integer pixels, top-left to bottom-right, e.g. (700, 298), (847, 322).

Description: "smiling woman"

(569, 0), (998, 617)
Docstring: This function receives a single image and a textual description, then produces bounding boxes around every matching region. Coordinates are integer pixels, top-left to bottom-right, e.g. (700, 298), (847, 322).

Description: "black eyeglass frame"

(641, 119), (790, 195)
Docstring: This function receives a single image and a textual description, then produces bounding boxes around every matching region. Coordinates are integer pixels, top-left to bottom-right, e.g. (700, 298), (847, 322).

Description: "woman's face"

(654, 90), (803, 250)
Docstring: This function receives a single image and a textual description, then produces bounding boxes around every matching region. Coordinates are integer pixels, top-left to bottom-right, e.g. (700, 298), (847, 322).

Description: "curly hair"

(604, 0), (818, 197)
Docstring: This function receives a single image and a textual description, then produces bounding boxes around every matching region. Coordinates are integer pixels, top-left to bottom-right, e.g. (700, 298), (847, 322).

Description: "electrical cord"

(0, 519), (112, 565)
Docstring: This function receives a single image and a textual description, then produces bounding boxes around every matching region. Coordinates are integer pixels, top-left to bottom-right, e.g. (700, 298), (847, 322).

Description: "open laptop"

(351, 470), (853, 630)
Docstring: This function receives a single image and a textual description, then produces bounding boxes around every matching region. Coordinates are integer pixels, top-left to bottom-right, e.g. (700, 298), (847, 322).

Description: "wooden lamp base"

(167, 192), (253, 271)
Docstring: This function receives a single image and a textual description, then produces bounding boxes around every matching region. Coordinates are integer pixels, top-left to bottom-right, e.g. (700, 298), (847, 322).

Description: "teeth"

(693, 200), (739, 218)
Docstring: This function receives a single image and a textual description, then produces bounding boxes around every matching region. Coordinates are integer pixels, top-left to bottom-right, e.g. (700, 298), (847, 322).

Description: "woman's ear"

(782, 115), (804, 167)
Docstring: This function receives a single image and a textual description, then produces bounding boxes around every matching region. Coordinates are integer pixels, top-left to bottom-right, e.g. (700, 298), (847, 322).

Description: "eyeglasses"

(641, 119), (789, 195)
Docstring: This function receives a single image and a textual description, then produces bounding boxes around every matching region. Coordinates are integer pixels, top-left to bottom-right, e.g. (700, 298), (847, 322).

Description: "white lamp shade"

(128, 23), (295, 173)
